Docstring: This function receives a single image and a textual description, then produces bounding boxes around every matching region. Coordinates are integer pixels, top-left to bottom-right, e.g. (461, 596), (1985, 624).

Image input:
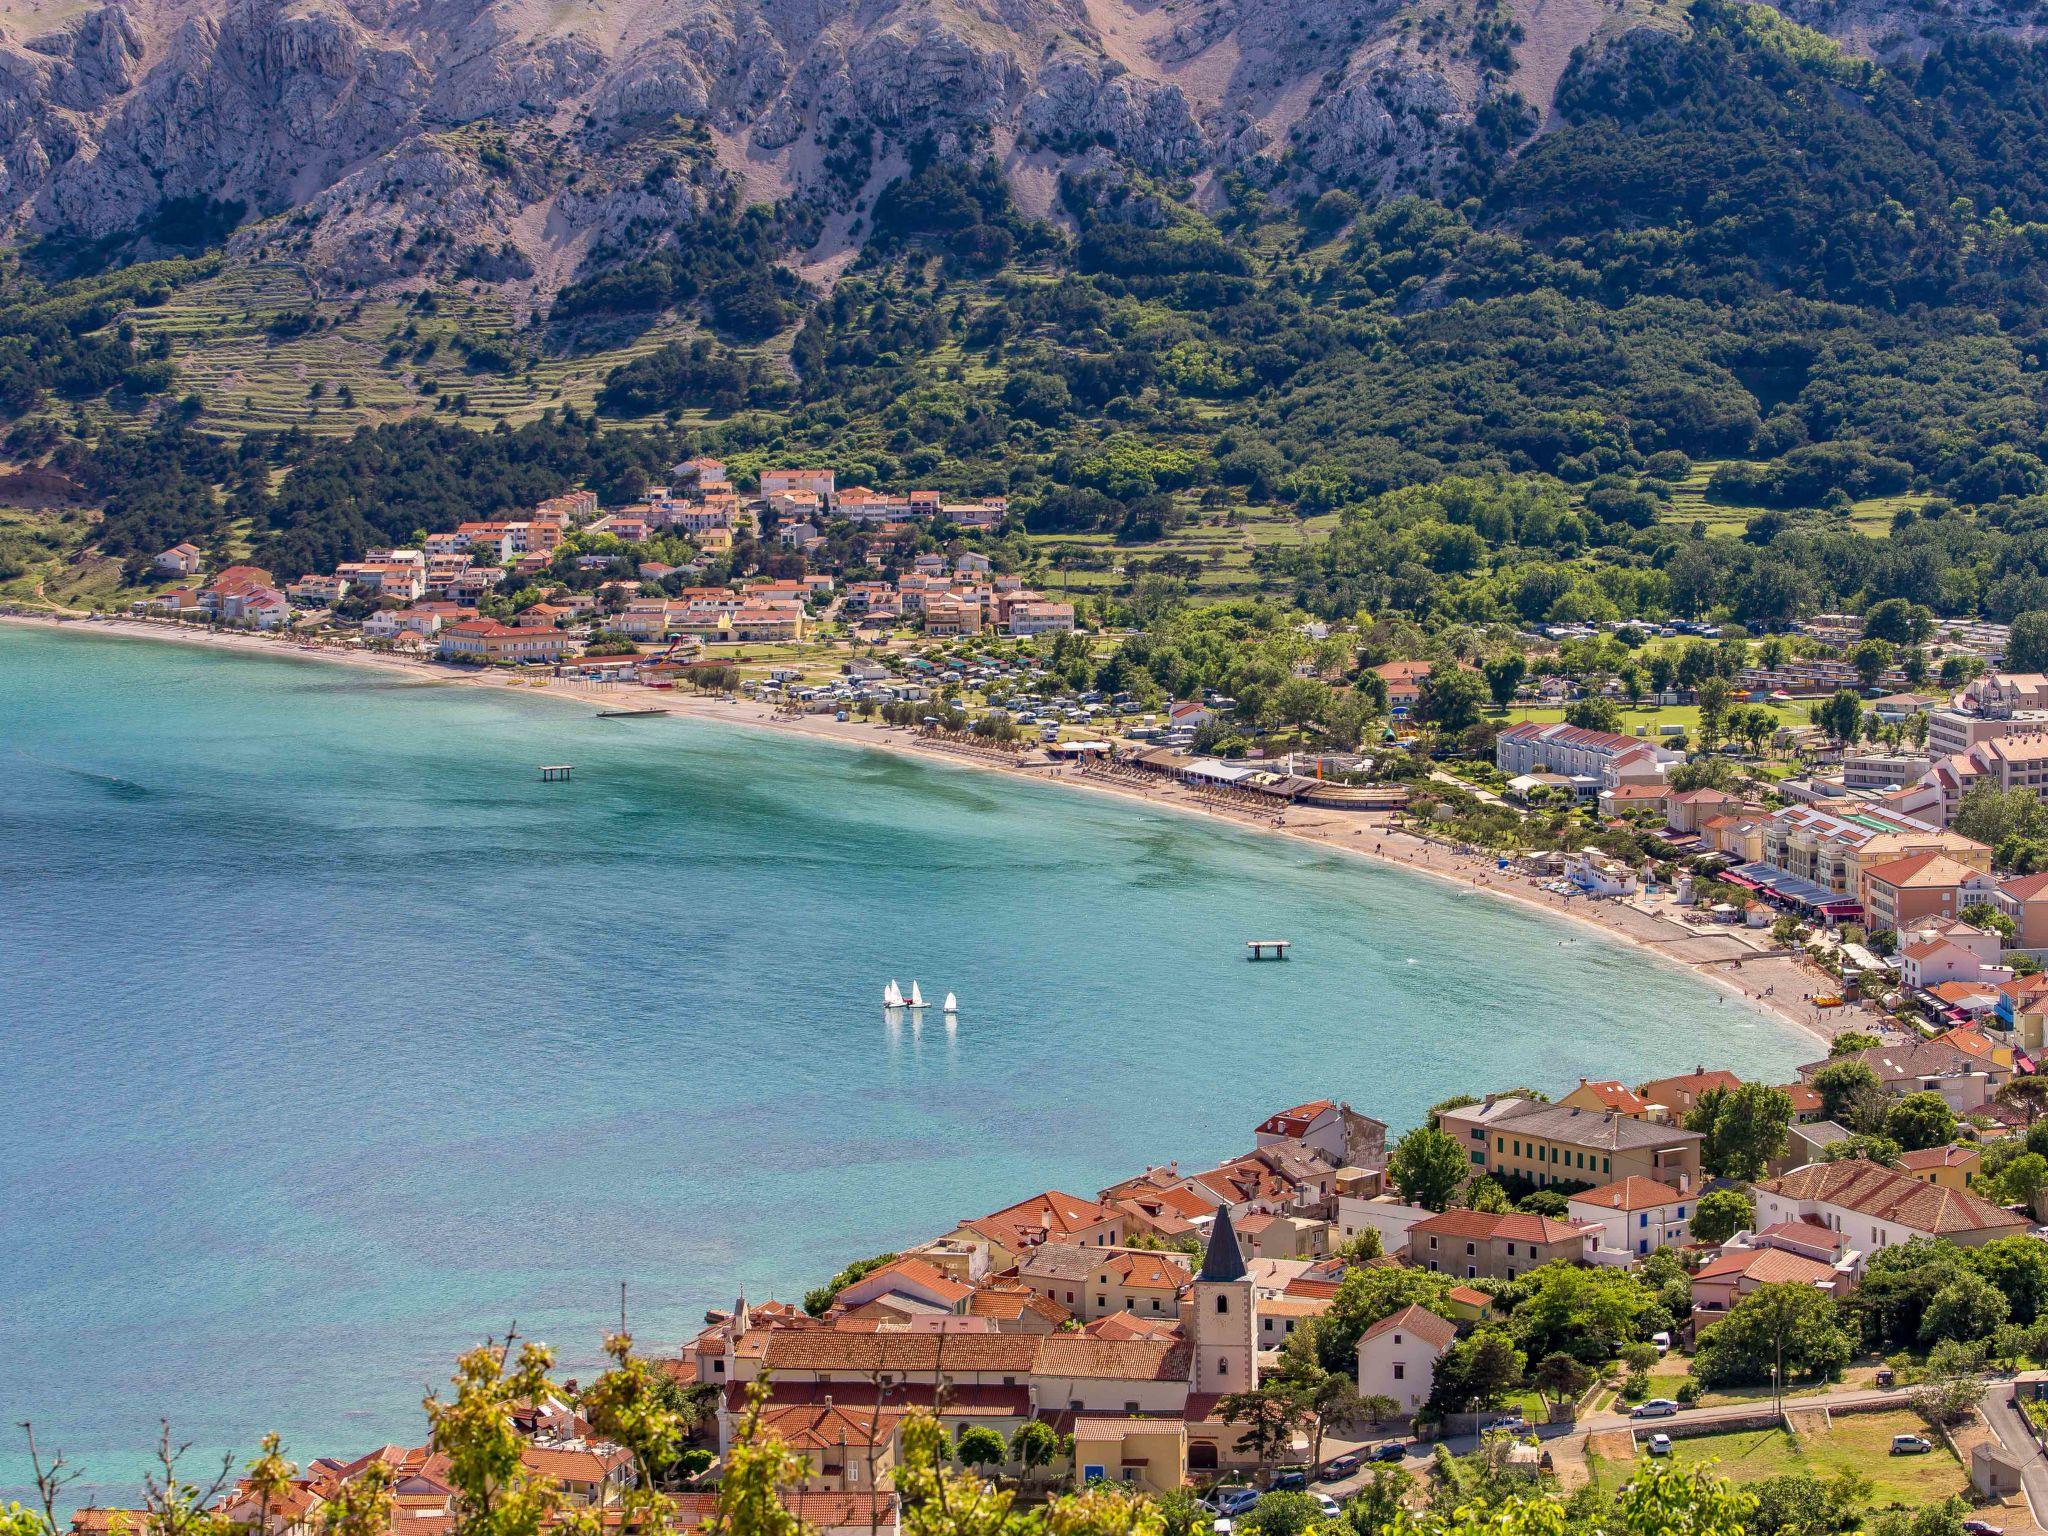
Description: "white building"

(1494, 722), (1682, 788)
(1568, 1177), (1691, 1264)
(1355, 1303), (1456, 1416)
(1753, 1161), (2026, 1268)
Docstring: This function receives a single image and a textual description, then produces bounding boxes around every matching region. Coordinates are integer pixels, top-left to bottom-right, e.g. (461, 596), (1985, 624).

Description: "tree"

(1565, 696), (1623, 732)
(1511, 1262), (1657, 1364)
(1865, 600), (1934, 646)
(1692, 1283), (1854, 1388)
(1685, 1083), (1792, 1182)
(323, 1463), (395, 1536)
(428, 1337), (568, 1536)
(954, 1426), (1009, 1473)
(1235, 1494), (1323, 1536)
(1009, 1420), (1064, 1493)
(1483, 653), (1528, 711)
(1417, 666), (1486, 733)
(1996, 1076), (2048, 1127)
(1695, 676), (1735, 754)
(1465, 1176), (1513, 1214)
(1984, 1151), (2048, 1210)
(1387, 1125), (1469, 1212)
(1319, 1267), (1457, 1372)
(1849, 639), (1893, 690)
(2008, 611), (2048, 673)
(1811, 1060), (1884, 1130)
(1427, 1329), (1525, 1414)
(1884, 1092), (1958, 1152)
(1219, 1386), (1307, 1480)
(1690, 1188), (1754, 1246)
(1920, 1269), (2009, 1345)
(1811, 690), (1865, 746)
(1820, 1132), (1903, 1167)
(1912, 1344), (1987, 1428)
(1973, 1234), (2048, 1323)
(1341, 1468), (1412, 1536)
(1335, 1227), (1384, 1263)
(579, 1332), (691, 1521)
(1532, 1351), (1594, 1409)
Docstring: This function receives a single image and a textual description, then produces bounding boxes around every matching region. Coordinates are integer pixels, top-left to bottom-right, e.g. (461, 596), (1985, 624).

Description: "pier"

(539, 764), (573, 782)
(1246, 940), (1291, 961)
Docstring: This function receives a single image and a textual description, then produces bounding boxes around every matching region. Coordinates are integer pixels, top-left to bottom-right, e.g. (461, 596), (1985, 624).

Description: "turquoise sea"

(0, 624), (1808, 1505)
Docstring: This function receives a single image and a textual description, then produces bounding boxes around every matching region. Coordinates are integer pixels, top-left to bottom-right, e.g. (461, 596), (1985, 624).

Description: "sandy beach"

(5, 611), (1873, 1050)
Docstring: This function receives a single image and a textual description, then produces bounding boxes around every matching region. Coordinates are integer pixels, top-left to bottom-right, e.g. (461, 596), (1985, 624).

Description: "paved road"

(1980, 1382), (2048, 1527)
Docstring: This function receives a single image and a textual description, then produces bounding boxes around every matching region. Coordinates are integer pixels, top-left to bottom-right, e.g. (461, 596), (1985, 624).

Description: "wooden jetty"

(539, 764), (573, 782)
(1246, 940), (1291, 961)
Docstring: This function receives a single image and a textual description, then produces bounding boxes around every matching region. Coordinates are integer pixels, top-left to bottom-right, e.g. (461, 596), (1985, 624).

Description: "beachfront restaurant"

(1722, 861), (1862, 925)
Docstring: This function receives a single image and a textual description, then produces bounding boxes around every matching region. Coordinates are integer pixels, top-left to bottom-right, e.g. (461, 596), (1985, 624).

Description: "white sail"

(908, 980), (925, 1008)
(884, 979), (904, 1008)
(943, 992), (958, 1013)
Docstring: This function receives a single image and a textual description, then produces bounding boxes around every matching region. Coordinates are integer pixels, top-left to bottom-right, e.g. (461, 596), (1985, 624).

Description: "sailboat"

(908, 980), (926, 1009)
(884, 979), (905, 1009)
(943, 992), (958, 1015)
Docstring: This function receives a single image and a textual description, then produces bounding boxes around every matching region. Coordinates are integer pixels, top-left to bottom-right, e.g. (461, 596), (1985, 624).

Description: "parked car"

(1216, 1490), (1260, 1516)
(1875, 1366), (1896, 1387)
(1484, 1417), (1531, 1435)
(1631, 1399), (1681, 1419)
(1271, 1469), (1309, 1491)
(1318, 1454), (1361, 1480)
(1368, 1442), (1409, 1463)
(1312, 1496), (1343, 1520)
(1962, 1521), (2003, 1535)
(1891, 1435), (1934, 1456)
(1651, 1331), (1672, 1356)
(1646, 1433), (1673, 1458)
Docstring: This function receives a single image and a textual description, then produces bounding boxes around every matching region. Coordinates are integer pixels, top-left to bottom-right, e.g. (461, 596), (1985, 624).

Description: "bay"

(0, 625), (1807, 1504)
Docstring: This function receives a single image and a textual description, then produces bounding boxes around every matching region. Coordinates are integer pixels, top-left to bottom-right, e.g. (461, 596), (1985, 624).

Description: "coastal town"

(43, 460), (2048, 1050)
(45, 1053), (2048, 1536)
(35, 466), (2048, 1536)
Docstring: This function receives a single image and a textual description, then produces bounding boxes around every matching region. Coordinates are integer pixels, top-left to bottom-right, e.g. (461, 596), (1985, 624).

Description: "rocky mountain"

(0, 0), (2034, 297)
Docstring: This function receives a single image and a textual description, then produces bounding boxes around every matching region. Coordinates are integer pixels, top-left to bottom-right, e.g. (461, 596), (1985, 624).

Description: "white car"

(1646, 1433), (1673, 1457)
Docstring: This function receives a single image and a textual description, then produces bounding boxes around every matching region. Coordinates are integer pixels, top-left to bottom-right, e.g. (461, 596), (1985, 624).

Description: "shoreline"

(3, 611), (1866, 1049)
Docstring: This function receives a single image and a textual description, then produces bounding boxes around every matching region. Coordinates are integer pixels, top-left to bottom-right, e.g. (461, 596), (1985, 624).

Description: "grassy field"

(1641, 1361), (1884, 1411)
(89, 262), (733, 438)
(1588, 1409), (1965, 1505)
(1500, 700), (1815, 733)
(1658, 461), (1924, 539)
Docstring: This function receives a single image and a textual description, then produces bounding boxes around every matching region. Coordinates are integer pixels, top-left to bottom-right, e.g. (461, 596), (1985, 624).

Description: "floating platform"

(539, 764), (573, 782)
(1246, 940), (1291, 961)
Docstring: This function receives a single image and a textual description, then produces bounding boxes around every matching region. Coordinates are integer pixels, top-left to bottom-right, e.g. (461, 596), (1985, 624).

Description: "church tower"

(1189, 1206), (1258, 1395)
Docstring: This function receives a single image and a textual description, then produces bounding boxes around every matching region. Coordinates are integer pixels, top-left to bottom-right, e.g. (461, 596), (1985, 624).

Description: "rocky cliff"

(0, 0), (2018, 294)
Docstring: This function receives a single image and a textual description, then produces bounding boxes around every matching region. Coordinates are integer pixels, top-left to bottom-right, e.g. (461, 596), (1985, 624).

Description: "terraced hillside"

(101, 263), (738, 437)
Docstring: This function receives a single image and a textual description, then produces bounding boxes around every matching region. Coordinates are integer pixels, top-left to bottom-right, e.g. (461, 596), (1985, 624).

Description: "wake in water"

(15, 750), (149, 798)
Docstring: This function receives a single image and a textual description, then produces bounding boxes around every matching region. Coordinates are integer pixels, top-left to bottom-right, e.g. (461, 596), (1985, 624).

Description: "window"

(1216, 1295), (1229, 1314)
(1430, 1236), (1439, 1250)
(1217, 1358), (1228, 1377)
(1465, 1242), (1475, 1255)
(1467, 1266), (1477, 1278)
(1393, 1363), (1405, 1381)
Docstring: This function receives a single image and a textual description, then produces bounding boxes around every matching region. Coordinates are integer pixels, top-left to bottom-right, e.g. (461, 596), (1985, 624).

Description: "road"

(1980, 1380), (2048, 1527)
